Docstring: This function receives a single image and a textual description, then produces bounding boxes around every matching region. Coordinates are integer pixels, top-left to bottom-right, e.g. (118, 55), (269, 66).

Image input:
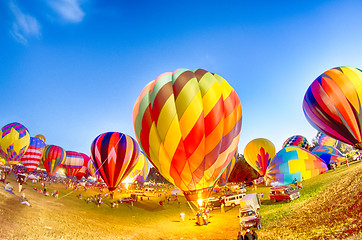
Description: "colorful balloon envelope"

(34, 134), (46, 142)
(133, 68), (242, 201)
(87, 158), (98, 178)
(303, 66), (362, 149)
(266, 146), (328, 186)
(122, 151), (148, 184)
(311, 145), (345, 165)
(90, 132), (140, 191)
(75, 153), (90, 180)
(282, 135), (309, 150)
(21, 137), (46, 172)
(42, 145), (66, 176)
(0, 122), (30, 166)
(218, 150), (238, 186)
(244, 138), (275, 177)
(316, 132), (338, 147)
(136, 157), (151, 184)
(63, 151), (84, 177)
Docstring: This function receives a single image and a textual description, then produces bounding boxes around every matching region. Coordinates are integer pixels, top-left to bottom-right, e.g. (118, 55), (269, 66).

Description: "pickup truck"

(239, 206), (261, 230)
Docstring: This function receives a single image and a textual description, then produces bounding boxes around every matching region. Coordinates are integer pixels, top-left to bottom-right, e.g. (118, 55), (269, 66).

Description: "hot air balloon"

(0, 149), (6, 165)
(303, 66), (362, 149)
(42, 145), (66, 176)
(63, 151), (84, 177)
(21, 137), (46, 172)
(311, 145), (345, 166)
(34, 134), (46, 142)
(136, 158), (151, 184)
(122, 151), (149, 184)
(244, 138), (275, 177)
(75, 153), (90, 180)
(0, 122), (30, 166)
(218, 151), (238, 186)
(265, 146), (328, 186)
(282, 135), (309, 150)
(133, 68), (242, 201)
(316, 132), (338, 147)
(90, 132), (140, 191)
(87, 158), (97, 178)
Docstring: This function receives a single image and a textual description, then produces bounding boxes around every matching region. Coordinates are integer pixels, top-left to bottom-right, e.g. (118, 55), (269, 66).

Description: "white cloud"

(9, 1), (41, 44)
(48, 0), (85, 23)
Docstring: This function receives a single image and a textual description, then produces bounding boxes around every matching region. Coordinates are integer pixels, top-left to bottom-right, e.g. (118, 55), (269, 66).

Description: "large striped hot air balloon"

(75, 153), (90, 180)
(21, 137), (46, 172)
(42, 145), (66, 176)
(218, 151), (238, 186)
(63, 151), (84, 177)
(266, 146), (328, 186)
(90, 132), (140, 191)
(303, 66), (362, 149)
(133, 68), (242, 201)
(0, 122), (30, 166)
(244, 138), (275, 177)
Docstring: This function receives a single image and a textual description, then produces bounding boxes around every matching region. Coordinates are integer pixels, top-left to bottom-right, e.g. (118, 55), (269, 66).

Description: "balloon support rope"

(55, 189), (76, 200)
(187, 201), (197, 215)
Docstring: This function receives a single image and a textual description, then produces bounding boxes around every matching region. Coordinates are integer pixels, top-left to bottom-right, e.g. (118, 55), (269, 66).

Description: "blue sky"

(1, 0), (362, 156)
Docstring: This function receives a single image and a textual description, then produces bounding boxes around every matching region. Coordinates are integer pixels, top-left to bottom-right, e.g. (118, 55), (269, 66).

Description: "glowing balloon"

(123, 151), (149, 184)
(0, 122), (30, 166)
(311, 145), (345, 165)
(21, 137), (46, 172)
(87, 159), (98, 178)
(303, 66), (362, 149)
(244, 138), (275, 177)
(266, 146), (328, 186)
(282, 135), (309, 150)
(90, 132), (140, 191)
(75, 153), (90, 180)
(42, 145), (66, 176)
(219, 150), (238, 186)
(136, 157), (151, 184)
(63, 151), (84, 177)
(133, 68), (242, 201)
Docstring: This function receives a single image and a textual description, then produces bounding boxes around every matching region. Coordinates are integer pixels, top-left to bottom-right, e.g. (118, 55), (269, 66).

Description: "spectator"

(19, 193), (31, 207)
(251, 229), (258, 240)
(244, 229), (253, 240)
(4, 182), (15, 195)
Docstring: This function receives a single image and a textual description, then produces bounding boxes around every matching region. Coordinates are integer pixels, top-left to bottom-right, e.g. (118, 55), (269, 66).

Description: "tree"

(228, 154), (260, 182)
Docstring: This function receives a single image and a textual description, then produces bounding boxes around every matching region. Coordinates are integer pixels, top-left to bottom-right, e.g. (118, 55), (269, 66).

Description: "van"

(270, 185), (300, 203)
(224, 193), (246, 207)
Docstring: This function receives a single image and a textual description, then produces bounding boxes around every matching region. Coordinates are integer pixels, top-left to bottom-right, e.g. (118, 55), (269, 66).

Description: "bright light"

(125, 182), (129, 190)
(197, 198), (203, 207)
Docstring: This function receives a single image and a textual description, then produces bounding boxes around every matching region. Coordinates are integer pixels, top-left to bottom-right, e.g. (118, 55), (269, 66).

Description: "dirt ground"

(0, 162), (361, 240)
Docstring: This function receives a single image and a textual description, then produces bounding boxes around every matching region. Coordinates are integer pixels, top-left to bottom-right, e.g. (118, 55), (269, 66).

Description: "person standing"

(130, 200), (133, 209)
(237, 231), (244, 240)
(251, 229), (258, 240)
(244, 229), (253, 240)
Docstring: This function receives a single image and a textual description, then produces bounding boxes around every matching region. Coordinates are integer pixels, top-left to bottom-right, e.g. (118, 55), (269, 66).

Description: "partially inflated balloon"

(87, 159), (98, 178)
(63, 151), (84, 177)
(219, 150), (238, 186)
(136, 158), (151, 184)
(42, 145), (66, 176)
(0, 122), (30, 166)
(122, 151), (148, 184)
(266, 146), (328, 186)
(311, 145), (345, 165)
(90, 132), (140, 191)
(35, 134), (46, 142)
(133, 68), (242, 201)
(21, 137), (46, 172)
(75, 153), (90, 180)
(316, 132), (338, 147)
(244, 138), (275, 177)
(282, 135), (309, 150)
(303, 66), (362, 149)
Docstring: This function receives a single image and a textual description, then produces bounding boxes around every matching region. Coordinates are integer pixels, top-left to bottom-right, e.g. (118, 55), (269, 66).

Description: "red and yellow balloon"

(133, 68), (242, 201)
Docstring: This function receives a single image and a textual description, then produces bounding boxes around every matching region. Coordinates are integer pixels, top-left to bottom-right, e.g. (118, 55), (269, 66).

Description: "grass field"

(0, 161), (361, 240)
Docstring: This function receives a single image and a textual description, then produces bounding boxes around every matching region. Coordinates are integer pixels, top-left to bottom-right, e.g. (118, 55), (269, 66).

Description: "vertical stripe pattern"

(42, 145), (66, 176)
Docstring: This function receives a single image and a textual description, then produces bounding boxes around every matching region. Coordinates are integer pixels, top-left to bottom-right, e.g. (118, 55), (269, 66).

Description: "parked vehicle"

(120, 197), (134, 203)
(231, 185), (247, 194)
(270, 185), (300, 203)
(202, 197), (222, 210)
(224, 193), (247, 207)
(239, 206), (261, 230)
